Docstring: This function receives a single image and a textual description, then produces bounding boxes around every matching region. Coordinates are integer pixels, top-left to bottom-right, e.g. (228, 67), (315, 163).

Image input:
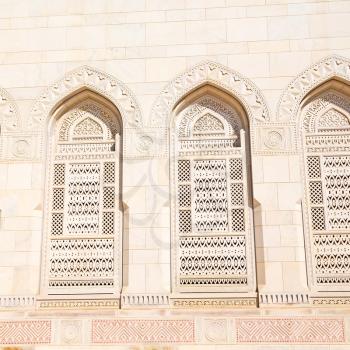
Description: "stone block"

(146, 22), (186, 45)
(282, 262), (307, 291)
(186, 20), (226, 44)
(262, 156), (289, 183)
(227, 18), (267, 42)
(253, 183), (279, 210)
(6, 164), (32, 190)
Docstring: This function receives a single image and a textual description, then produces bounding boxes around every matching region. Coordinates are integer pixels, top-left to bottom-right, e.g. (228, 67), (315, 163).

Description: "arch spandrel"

(277, 55), (350, 123)
(150, 61), (270, 129)
(0, 86), (20, 132)
(29, 65), (143, 130)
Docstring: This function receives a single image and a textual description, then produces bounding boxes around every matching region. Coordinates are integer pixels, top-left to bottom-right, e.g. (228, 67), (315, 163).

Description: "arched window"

(40, 92), (122, 300)
(171, 90), (256, 294)
(301, 87), (350, 291)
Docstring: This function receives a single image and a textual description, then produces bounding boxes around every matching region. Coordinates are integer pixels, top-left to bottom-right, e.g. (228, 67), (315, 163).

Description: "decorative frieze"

(311, 297), (350, 306)
(0, 296), (36, 308)
(121, 294), (170, 307)
(259, 292), (309, 305)
(92, 319), (195, 344)
(0, 317), (345, 346)
(236, 318), (345, 343)
(0, 320), (51, 345)
(37, 298), (120, 310)
(171, 298), (257, 308)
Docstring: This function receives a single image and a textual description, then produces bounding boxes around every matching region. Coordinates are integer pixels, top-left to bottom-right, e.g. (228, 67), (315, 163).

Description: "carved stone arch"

(169, 82), (257, 302)
(298, 76), (350, 299)
(176, 92), (243, 139)
(277, 55), (350, 122)
(316, 105), (350, 131)
(150, 60), (270, 129)
(69, 113), (107, 141)
(0, 86), (20, 132)
(53, 93), (122, 142)
(190, 110), (229, 137)
(39, 83), (125, 305)
(300, 87), (350, 134)
(28, 65), (142, 130)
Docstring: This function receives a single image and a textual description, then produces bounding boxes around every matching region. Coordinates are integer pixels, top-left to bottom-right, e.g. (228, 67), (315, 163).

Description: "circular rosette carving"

(204, 319), (227, 343)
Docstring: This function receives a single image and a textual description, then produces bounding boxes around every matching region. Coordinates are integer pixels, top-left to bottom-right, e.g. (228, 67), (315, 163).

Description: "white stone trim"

(121, 294), (170, 307)
(277, 55), (350, 122)
(28, 65), (143, 130)
(259, 293), (309, 305)
(0, 295), (36, 308)
(150, 60), (270, 128)
(0, 86), (20, 131)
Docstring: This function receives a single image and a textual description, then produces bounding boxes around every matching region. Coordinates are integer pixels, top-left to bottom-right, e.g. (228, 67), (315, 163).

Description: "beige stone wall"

(0, 0), (349, 296)
(0, 0), (350, 347)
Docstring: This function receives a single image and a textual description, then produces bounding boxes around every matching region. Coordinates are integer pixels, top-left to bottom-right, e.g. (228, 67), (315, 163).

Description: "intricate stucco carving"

(151, 61), (269, 128)
(171, 298), (257, 308)
(259, 292), (309, 305)
(41, 99), (122, 300)
(277, 55), (350, 122)
(236, 318), (344, 343)
(171, 95), (256, 294)
(0, 86), (20, 131)
(29, 66), (142, 129)
(301, 91), (350, 291)
(121, 294), (170, 307)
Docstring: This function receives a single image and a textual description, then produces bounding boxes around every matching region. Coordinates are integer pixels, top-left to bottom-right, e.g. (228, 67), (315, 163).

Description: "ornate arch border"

(150, 60), (270, 128)
(277, 55), (350, 122)
(28, 65), (143, 129)
(0, 86), (20, 131)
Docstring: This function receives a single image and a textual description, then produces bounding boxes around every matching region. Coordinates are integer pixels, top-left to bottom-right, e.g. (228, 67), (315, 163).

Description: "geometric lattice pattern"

(66, 163), (101, 235)
(179, 236), (247, 286)
(303, 92), (350, 290)
(45, 100), (120, 296)
(92, 319), (195, 343)
(236, 318), (345, 343)
(193, 159), (228, 233)
(174, 96), (252, 291)
(314, 233), (350, 284)
(323, 156), (350, 229)
(0, 321), (51, 344)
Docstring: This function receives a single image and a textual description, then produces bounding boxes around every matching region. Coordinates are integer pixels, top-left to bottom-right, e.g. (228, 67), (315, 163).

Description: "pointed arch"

(150, 60), (270, 129)
(39, 83), (124, 304)
(28, 65), (142, 129)
(298, 77), (350, 296)
(0, 86), (20, 131)
(169, 85), (257, 298)
(277, 55), (350, 122)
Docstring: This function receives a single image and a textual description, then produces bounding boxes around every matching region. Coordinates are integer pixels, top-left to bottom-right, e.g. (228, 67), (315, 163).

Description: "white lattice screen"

(42, 99), (121, 296)
(173, 96), (255, 293)
(303, 91), (350, 289)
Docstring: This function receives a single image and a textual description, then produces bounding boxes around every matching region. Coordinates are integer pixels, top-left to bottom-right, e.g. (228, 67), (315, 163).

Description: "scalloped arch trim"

(277, 55), (350, 122)
(150, 61), (270, 127)
(0, 87), (20, 131)
(29, 66), (142, 129)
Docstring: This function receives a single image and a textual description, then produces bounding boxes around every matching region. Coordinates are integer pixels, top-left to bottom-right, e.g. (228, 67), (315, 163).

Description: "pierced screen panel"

(44, 100), (120, 296)
(303, 91), (350, 290)
(66, 163), (100, 235)
(173, 95), (254, 292)
(193, 159), (228, 233)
